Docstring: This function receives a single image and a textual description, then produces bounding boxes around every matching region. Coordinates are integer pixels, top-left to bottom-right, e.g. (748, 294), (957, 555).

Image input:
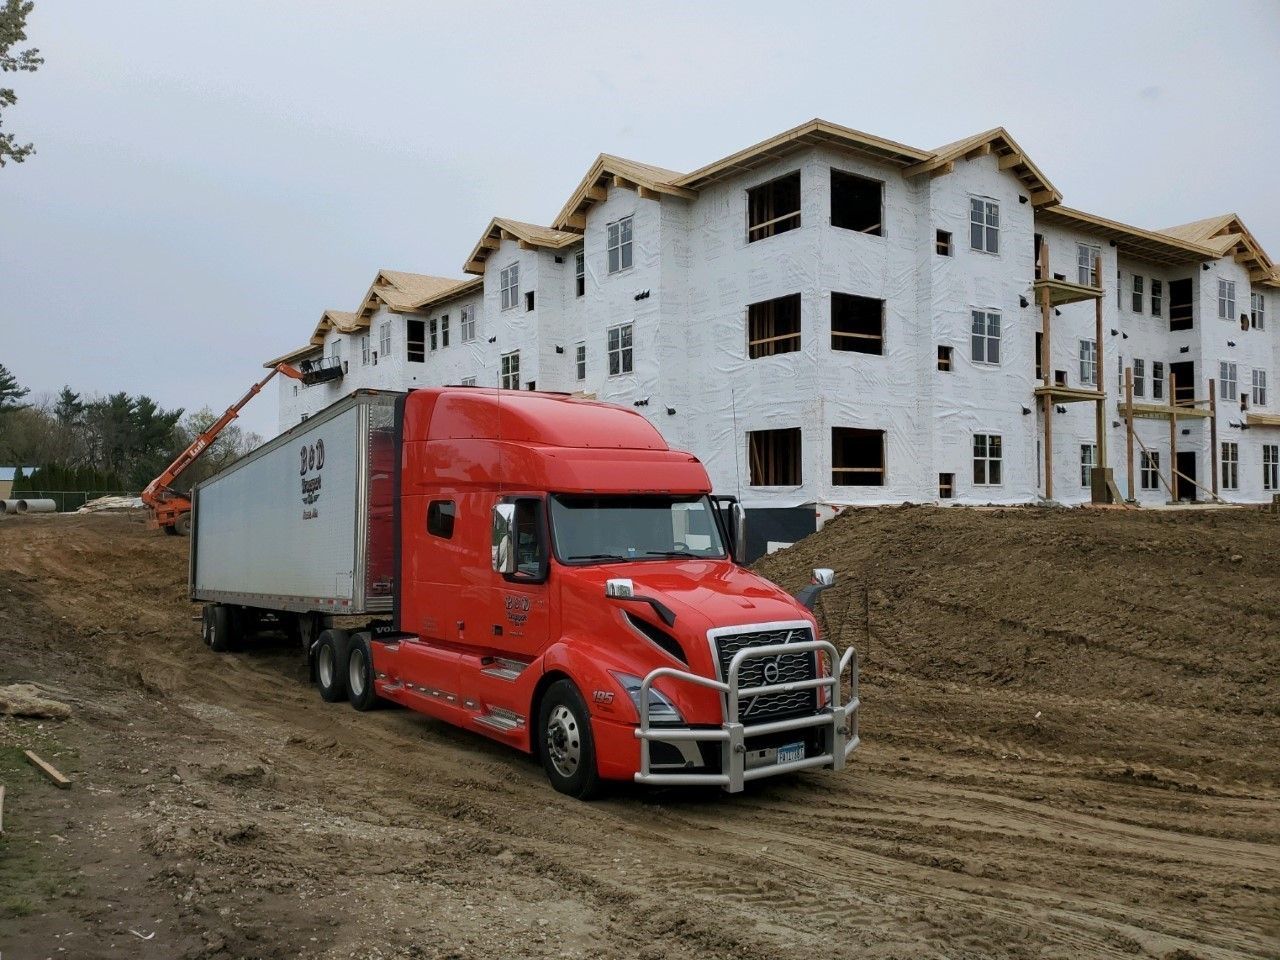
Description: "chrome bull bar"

(633, 639), (860, 792)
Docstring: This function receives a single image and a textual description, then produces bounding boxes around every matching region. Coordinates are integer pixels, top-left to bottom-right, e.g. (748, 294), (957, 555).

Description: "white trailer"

(190, 391), (400, 634)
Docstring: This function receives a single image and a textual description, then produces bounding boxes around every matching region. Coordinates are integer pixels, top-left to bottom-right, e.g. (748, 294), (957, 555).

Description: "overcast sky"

(2, 0), (1277, 440)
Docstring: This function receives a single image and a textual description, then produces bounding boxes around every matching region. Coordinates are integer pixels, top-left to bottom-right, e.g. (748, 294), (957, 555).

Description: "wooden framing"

(1032, 276), (1103, 308)
(1169, 373), (1179, 501)
(1210, 379), (1219, 499)
(1036, 244), (1108, 500)
(1125, 368), (1136, 501)
(904, 127), (1062, 206)
(464, 217), (580, 276)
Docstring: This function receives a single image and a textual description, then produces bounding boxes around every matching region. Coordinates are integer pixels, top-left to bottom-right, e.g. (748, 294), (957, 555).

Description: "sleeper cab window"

(427, 500), (456, 539)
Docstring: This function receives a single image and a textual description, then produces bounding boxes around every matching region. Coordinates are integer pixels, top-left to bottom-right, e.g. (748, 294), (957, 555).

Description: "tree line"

(0, 362), (262, 492)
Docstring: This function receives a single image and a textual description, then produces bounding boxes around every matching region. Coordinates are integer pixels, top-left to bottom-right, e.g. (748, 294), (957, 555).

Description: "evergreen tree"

(0, 361), (29, 410)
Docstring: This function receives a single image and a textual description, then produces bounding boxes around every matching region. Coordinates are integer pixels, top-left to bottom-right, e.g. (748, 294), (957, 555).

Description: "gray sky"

(3, 0), (1278, 440)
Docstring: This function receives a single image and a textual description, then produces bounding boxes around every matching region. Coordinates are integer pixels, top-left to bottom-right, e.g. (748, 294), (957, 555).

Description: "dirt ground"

(0, 508), (1277, 960)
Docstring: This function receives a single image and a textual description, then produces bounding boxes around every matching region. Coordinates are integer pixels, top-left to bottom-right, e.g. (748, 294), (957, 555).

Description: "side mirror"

(795, 568), (836, 611)
(491, 502), (516, 574)
(604, 578), (635, 599)
(731, 502), (747, 564)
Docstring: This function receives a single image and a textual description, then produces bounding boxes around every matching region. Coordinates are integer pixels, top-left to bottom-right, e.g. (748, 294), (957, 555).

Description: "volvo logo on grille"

(762, 657), (782, 684)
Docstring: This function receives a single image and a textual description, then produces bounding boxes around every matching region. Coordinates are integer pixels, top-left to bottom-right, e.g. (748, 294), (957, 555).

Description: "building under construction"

(266, 119), (1280, 544)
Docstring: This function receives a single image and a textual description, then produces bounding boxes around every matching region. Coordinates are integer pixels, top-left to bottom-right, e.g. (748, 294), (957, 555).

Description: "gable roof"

(1160, 213), (1275, 283)
(355, 270), (467, 319)
(675, 118), (932, 191)
(1035, 206), (1220, 266)
(464, 217), (581, 275)
(553, 153), (695, 231)
(313, 309), (360, 340)
(904, 127), (1062, 206)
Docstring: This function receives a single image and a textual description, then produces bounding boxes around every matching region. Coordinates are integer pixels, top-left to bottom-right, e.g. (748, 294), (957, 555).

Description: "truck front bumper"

(633, 639), (859, 793)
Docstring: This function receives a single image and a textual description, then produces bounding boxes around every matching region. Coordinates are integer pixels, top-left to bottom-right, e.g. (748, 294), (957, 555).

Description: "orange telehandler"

(142, 363), (303, 535)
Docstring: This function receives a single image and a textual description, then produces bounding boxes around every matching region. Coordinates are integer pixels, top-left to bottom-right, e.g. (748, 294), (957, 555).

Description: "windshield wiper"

(566, 553), (628, 562)
(643, 550), (701, 558)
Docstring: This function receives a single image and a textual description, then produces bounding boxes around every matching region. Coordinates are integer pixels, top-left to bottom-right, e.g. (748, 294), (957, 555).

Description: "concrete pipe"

(16, 499), (57, 513)
(0, 499), (20, 514)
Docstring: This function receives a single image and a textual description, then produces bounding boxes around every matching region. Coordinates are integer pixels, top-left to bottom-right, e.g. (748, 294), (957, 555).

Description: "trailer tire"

(537, 680), (604, 800)
(201, 604), (214, 647)
(314, 630), (350, 703)
(346, 633), (382, 712)
(208, 604), (234, 653)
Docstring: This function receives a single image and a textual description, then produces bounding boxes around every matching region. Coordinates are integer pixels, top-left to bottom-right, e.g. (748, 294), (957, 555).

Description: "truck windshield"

(550, 495), (727, 564)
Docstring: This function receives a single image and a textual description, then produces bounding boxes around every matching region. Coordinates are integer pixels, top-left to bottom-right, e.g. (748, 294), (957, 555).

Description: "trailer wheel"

(314, 630), (350, 703)
(173, 513), (192, 536)
(346, 633), (382, 712)
(201, 604), (214, 647)
(208, 604), (234, 653)
(537, 680), (603, 800)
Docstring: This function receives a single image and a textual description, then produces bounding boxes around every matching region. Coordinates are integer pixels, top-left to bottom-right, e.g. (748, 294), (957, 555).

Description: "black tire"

(162, 524), (178, 536)
(346, 633), (382, 711)
(537, 679), (603, 800)
(314, 629), (350, 703)
(173, 513), (192, 536)
(201, 604), (214, 647)
(208, 604), (234, 653)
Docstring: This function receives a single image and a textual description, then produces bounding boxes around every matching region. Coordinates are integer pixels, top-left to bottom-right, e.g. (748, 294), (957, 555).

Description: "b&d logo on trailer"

(300, 438), (325, 518)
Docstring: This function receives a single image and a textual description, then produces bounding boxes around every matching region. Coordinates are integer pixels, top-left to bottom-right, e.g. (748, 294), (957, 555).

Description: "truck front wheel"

(537, 680), (603, 800)
(314, 630), (350, 703)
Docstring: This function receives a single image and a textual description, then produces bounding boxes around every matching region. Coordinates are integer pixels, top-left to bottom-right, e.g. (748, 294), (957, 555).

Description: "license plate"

(776, 741), (805, 765)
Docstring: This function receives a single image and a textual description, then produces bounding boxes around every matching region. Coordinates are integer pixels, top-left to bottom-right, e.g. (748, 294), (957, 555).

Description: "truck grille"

(713, 626), (817, 723)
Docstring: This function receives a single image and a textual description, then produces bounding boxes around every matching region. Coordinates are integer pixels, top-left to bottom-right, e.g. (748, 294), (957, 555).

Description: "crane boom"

(142, 363), (303, 534)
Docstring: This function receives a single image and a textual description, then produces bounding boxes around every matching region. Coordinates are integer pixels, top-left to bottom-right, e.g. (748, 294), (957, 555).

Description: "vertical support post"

(1169, 372), (1179, 502)
(1093, 255), (1107, 502)
(1040, 240), (1053, 500)
(1209, 378), (1219, 499)
(1125, 367), (1135, 502)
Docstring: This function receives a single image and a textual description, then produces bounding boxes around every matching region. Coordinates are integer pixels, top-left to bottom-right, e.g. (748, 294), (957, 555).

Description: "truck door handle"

(492, 625), (503, 636)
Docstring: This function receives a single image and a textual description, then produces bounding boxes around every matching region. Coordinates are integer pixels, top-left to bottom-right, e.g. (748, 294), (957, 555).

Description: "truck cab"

(366, 388), (859, 797)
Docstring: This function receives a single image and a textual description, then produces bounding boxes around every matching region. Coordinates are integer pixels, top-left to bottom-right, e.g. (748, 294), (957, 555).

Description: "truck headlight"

(610, 672), (684, 725)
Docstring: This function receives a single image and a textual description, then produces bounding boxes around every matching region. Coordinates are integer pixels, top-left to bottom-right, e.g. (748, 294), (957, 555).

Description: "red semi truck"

(190, 388), (860, 798)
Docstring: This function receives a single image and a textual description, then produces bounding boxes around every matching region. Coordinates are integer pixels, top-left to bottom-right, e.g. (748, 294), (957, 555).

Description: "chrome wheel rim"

(318, 645), (335, 688)
(545, 704), (581, 778)
(348, 647), (365, 697)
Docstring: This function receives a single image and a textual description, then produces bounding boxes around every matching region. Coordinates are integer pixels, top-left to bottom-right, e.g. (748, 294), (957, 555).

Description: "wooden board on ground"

(23, 750), (71, 789)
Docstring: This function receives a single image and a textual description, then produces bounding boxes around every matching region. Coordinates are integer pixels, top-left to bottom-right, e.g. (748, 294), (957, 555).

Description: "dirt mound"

(756, 505), (1280, 785)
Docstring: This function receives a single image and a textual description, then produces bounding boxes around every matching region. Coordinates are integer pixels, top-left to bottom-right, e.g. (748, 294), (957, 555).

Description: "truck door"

(487, 496), (551, 659)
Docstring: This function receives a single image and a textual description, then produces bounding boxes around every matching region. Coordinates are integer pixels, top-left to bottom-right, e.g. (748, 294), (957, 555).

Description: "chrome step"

(474, 707), (525, 732)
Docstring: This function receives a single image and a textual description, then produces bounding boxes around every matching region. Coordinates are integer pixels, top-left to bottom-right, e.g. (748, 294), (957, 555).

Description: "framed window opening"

(830, 169), (883, 235)
(831, 293), (884, 355)
(831, 427), (885, 486)
(1221, 441), (1239, 491)
(747, 428), (801, 486)
(748, 293), (802, 359)
(747, 171), (801, 243)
